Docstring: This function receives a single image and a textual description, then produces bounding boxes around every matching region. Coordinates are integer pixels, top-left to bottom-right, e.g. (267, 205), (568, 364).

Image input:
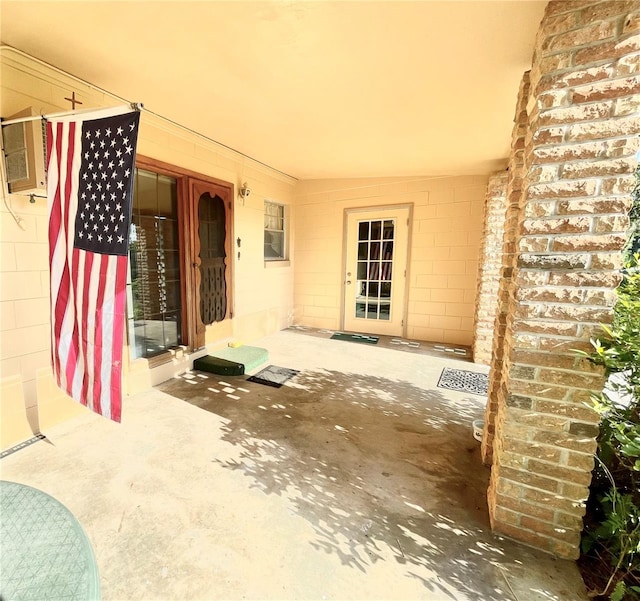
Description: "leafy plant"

(581, 260), (640, 599)
(579, 173), (640, 599)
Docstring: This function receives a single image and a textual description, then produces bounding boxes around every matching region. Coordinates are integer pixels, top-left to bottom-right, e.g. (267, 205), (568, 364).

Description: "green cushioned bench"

(193, 355), (245, 376)
(193, 346), (269, 376)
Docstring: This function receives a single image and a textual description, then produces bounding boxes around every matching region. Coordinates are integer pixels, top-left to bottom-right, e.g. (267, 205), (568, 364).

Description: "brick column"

(481, 73), (530, 465)
(473, 171), (509, 365)
(488, 0), (639, 558)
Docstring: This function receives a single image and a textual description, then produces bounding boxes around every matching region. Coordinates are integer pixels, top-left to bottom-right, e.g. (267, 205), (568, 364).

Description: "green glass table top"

(0, 480), (100, 601)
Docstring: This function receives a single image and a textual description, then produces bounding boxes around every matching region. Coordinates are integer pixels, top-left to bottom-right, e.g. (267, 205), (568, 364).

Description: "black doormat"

(247, 365), (300, 388)
(330, 332), (379, 344)
(437, 368), (489, 396)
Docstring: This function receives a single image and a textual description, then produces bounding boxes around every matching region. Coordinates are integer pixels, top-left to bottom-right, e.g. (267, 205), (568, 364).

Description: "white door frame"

(340, 204), (413, 337)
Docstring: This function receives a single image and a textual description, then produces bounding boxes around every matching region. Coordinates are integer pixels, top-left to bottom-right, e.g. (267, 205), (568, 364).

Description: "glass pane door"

(355, 219), (395, 321)
(127, 170), (182, 359)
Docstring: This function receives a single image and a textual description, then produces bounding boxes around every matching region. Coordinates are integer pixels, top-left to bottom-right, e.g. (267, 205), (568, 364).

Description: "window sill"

(264, 260), (291, 269)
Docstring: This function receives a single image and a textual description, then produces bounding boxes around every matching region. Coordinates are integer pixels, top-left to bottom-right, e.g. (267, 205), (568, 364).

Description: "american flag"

(47, 110), (140, 422)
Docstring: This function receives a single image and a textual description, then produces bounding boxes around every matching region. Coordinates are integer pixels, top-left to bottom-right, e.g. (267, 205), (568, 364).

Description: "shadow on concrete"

(159, 368), (522, 600)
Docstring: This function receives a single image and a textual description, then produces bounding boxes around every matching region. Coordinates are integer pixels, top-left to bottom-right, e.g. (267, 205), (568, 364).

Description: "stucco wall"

(0, 48), (296, 448)
(294, 176), (488, 346)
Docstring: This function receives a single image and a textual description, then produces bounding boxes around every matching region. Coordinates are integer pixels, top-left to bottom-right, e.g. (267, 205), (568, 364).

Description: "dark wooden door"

(188, 179), (233, 349)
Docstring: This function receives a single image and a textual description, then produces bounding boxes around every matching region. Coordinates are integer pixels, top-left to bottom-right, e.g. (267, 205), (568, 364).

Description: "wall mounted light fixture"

(238, 182), (251, 200)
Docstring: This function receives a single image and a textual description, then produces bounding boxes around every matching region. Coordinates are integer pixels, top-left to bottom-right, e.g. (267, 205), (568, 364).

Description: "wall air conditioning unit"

(1, 107), (47, 195)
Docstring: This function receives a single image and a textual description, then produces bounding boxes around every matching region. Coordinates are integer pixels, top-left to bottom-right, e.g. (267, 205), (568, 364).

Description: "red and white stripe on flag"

(47, 109), (140, 422)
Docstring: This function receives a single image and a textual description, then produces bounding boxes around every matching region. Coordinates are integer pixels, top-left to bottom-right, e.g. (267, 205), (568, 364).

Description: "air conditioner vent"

(1, 107), (47, 194)
(4, 122), (29, 182)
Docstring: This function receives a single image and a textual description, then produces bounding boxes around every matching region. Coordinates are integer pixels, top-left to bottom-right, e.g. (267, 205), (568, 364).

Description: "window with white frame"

(264, 201), (286, 260)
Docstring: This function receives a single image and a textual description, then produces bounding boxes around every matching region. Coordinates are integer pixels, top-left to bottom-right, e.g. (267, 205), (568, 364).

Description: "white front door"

(343, 206), (410, 337)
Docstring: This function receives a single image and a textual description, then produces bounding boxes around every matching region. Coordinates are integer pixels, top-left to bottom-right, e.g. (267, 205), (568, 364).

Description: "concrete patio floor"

(1, 330), (588, 600)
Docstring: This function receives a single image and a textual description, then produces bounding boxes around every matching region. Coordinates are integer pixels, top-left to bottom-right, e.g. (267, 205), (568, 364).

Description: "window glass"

(264, 201), (286, 260)
(353, 218), (396, 322)
(127, 169), (182, 359)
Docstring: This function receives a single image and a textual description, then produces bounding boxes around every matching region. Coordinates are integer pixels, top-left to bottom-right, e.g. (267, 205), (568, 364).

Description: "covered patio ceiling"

(0, 1), (547, 179)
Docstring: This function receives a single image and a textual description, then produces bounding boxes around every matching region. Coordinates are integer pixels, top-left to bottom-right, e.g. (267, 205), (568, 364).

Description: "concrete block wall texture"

(0, 48), (296, 449)
(472, 170), (508, 365)
(294, 176), (488, 346)
(487, 0), (640, 559)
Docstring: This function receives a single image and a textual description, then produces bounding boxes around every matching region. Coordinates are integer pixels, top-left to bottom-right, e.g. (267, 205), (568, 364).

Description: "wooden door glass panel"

(198, 192), (227, 325)
(354, 218), (395, 321)
(127, 170), (182, 359)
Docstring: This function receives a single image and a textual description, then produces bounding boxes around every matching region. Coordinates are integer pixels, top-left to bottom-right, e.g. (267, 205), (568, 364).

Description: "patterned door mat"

(247, 365), (300, 388)
(437, 368), (489, 395)
(330, 332), (379, 344)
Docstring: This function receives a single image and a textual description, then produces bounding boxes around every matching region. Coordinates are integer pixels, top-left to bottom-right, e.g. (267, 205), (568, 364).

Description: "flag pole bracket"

(1, 102), (144, 127)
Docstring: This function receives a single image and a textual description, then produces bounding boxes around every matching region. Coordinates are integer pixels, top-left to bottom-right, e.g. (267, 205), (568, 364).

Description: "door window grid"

(264, 201), (286, 260)
(355, 219), (395, 321)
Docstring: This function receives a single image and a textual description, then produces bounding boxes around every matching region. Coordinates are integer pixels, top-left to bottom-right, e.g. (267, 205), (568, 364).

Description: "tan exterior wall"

(294, 175), (489, 345)
(0, 48), (296, 449)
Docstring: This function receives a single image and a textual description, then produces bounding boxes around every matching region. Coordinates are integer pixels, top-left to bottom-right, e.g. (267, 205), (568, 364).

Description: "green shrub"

(581, 253), (640, 599)
(579, 168), (640, 599)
